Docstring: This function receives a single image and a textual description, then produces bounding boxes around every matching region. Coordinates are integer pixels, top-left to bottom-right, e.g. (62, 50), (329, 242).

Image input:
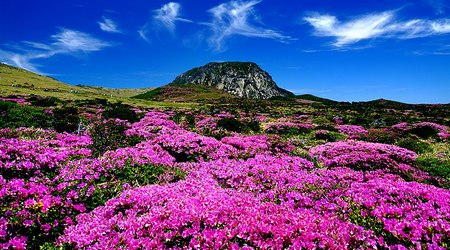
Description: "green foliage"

(314, 131), (342, 142)
(397, 138), (432, 154)
(416, 157), (450, 182)
(89, 120), (142, 157)
(102, 102), (139, 123)
(84, 163), (186, 210)
(217, 118), (245, 133)
(75, 98), (108, 106)
(363, 128), (399, 144)
(349, 116), (372, 127)
(29, 96), (59, 107)
(172, 112), (196, 128)
(246, 120), (261, 133)
(133, 88), (162, 100)
(0, 100), (52, 129)
(408, 126), (439, 139)
(296, 94), (338, 104)
(52, 106), (80, 133)
(116, 163), (187, 187)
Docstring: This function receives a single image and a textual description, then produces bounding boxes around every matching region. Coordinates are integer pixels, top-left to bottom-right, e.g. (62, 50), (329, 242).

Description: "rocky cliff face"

(170, 62), (293, 99)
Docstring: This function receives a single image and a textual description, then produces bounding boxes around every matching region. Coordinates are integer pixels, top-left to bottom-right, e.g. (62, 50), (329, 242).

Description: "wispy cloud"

(98, 17), (121, 33)
(206, 0), (293, 51)
(138, 2), (192, 42)
(427, 0), (447, 14)
(154, 2), (192, 32)
(304, 11), (450, 47)
(0, 28), (111, 74)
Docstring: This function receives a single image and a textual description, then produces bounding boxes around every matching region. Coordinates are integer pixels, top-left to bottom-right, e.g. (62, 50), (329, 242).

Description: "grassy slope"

(133, 83), (237, 102)
(0, 63), (152, 99)
(295, 94), (338, 104)
(0, 63), (198, 108)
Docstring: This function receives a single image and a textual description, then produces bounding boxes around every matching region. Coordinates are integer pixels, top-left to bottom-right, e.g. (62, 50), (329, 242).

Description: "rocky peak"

(169, 62), (293, 99)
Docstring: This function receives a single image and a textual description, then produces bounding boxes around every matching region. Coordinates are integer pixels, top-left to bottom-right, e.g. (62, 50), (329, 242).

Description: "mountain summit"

(169, 62), (293, 99)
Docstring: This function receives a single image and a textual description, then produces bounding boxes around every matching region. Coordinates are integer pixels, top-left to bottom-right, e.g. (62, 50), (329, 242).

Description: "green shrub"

(408, 126), (439, 139)
(172, 113), (196, 129)
(30, 96), (59, 107)
(89, 119), (138, 157)
(397, 138), (432, 154)
(52, 106), (80, 133)
(89, 119), (144, 157)
(314, 130), (335, 142)
(416, 157), (450, 181)
(0, 100), (52, 129)
(363, 128), (399, 144)
(246, 120), (261, 133)
(103, 102), (139, 123)
(217, 118), (245, 133)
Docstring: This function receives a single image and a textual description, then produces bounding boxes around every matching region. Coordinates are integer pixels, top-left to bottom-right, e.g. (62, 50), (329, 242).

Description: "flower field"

(1, 98), (450, 249)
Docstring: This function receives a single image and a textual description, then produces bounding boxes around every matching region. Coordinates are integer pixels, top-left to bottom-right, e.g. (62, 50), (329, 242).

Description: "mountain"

(166, 62), (293, 99)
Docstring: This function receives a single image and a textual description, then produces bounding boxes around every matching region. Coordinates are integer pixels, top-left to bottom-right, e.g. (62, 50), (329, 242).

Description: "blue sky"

(1, 0), (450, 103)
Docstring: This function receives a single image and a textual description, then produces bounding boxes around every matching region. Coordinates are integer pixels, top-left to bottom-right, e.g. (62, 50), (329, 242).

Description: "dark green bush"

(89, 120), (127, 157)
(408, 126), (439, 139)
(397, 138), (432, 154)
(217, 118), (245, 133)
(315, 124), (338, 132)
(416, 157), (450, 180)
(103, 102), (139, 123)
(185, 114), (196, 128)
(52, 106), (80, 133)
(363, 128), (399, 144)
(0, 100), (52, 129)
(89, 120), (143, 157)
(30, 96), (59, 107)
(246, 120), (261, 133)
(172, 113), (196, 129)
(315, 130), (335, 141)
(349, 116), (371, 127)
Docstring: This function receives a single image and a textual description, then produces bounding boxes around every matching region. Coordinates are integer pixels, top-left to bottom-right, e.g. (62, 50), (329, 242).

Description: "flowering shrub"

(2, 106), (450, 249)
(125, 111), (180, 139)
(195, 116), (230, 139)
(336, 125), (368, 139)
(0, 138), (91, 180)
(310, 140), (417, 169)
(150, 129), (237, 162)
(392, 122), (409, 132)
(0, 137), (181, 248)
(59, 179), (378, 249)
(221, 134), (293, 157)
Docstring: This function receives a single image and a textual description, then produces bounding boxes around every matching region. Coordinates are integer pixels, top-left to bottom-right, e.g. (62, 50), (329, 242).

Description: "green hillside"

(295, 94), (338, 104)
(133, 83), (237, 102)
(0, 63), (151, 101)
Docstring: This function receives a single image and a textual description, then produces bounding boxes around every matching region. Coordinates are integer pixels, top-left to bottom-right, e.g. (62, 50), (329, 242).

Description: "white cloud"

(305, 11), (450, 47)
(138, 2), (191, 42)
(206, 0), (293, 51)
(0, 28), (111, 73)
(98, 17), (121, 33)
(305, 11), (394, 47)
(154, 2), (192, 32)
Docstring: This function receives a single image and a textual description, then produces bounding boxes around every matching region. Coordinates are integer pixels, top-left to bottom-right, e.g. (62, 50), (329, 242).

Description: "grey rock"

(170, 62), (293, 99)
